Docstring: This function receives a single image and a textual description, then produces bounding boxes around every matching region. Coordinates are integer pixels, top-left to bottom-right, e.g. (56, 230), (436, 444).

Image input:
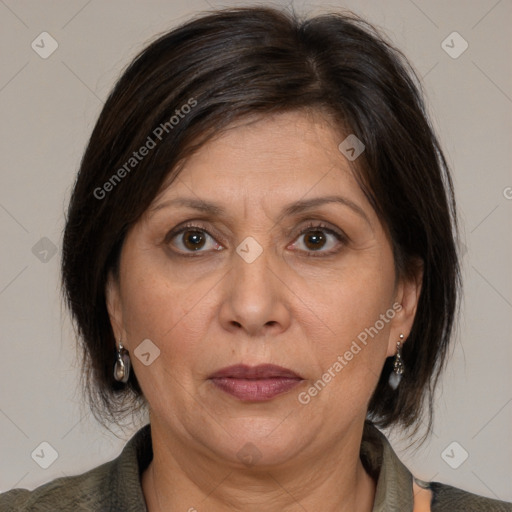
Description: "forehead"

(149, 110), (373, 220)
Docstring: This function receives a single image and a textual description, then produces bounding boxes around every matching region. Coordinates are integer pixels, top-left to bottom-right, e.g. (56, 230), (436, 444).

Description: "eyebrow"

(148, 195), (372, 228)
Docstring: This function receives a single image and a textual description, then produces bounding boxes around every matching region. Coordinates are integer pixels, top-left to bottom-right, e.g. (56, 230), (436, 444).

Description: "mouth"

(209, 364), (304, 402)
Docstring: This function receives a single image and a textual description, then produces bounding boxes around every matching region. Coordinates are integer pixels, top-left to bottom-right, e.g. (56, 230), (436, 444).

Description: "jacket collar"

(360, 420), (415, 511)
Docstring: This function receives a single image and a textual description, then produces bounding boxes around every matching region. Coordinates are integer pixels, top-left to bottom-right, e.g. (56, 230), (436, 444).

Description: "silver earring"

(388, 333), (405, 390)
(113, 340), (131, 383)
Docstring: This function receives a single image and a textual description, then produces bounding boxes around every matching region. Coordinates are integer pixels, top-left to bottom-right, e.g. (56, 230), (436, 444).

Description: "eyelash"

(165, 221), (347, 259)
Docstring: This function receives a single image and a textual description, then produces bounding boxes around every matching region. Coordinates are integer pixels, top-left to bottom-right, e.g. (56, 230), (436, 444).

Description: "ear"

(105, 270), (126, 345)
(386, 258), (424, 357)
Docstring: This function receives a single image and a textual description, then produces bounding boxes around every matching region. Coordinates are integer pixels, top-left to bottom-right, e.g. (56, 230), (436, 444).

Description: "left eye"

(290, 224), (345, 255)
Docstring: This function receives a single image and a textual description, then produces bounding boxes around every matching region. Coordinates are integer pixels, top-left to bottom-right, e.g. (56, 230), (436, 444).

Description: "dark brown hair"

(61, 5), (461, 438)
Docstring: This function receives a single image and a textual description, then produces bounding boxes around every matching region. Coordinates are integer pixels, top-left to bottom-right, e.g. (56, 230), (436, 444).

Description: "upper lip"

(209, 364), (303, 380)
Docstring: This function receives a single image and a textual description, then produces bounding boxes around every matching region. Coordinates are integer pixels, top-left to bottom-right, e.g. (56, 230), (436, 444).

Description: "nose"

(218, 241), (291, 337)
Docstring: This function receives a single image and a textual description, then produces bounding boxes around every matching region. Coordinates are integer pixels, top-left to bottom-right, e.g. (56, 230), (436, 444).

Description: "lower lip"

(210, 377), (302, 401)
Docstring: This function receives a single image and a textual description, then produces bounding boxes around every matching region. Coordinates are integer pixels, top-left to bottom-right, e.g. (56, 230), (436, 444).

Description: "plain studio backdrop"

(0, 0), (511, 502)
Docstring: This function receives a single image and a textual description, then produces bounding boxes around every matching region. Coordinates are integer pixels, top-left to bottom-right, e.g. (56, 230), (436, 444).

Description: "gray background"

(1, 0), (511, 502)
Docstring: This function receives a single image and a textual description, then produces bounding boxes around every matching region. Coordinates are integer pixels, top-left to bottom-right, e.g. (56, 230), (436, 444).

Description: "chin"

(211, 418), (308, 468)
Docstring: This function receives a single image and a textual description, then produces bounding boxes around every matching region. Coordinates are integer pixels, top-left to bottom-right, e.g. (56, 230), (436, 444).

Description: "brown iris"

(182, 230), (207, 251)
(303, 230), (326, 250)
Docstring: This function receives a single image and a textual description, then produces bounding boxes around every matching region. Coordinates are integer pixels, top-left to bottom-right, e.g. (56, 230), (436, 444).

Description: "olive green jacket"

(1, 422), (510, 511)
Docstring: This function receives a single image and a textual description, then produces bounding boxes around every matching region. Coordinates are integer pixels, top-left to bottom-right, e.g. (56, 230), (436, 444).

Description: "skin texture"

(413, 481), (434, 511)
(106, 110), (423, 512)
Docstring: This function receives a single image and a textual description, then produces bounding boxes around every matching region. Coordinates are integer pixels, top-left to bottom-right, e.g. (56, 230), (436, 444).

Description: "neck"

(141, 418), (376, 512)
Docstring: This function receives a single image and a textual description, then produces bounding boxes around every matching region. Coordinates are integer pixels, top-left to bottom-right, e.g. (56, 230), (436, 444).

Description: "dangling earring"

(388, 333), (405, 390)
(113, 340), (131, 383)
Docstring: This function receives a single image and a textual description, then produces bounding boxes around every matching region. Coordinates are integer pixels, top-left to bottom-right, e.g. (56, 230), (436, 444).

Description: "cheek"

(296, 250), (395, 399)
(302, 248), (395, 340)
(118, 266), (209, 416)
(118, 248), (218, 380)
(119, 231), (198, 335)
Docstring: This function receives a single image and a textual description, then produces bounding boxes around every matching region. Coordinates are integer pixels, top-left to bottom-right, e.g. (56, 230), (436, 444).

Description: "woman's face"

(107, 110), (421, 468)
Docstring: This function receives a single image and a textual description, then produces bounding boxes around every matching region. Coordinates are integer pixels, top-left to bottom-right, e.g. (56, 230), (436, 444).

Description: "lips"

(209, 364), (303, 380)
(209, 364), (304, 402)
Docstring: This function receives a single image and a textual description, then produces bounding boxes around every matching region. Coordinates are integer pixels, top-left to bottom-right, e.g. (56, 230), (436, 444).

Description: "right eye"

(165, 223), (224, 256)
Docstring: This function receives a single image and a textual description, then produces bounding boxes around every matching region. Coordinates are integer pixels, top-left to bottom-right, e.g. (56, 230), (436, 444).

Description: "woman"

(1, 6), (510, 511)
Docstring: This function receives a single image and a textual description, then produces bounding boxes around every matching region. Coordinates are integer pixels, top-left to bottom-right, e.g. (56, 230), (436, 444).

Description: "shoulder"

(0, 458), (116, 511)
(0, 423), (152, 511)
(430, 481), (512, 511)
